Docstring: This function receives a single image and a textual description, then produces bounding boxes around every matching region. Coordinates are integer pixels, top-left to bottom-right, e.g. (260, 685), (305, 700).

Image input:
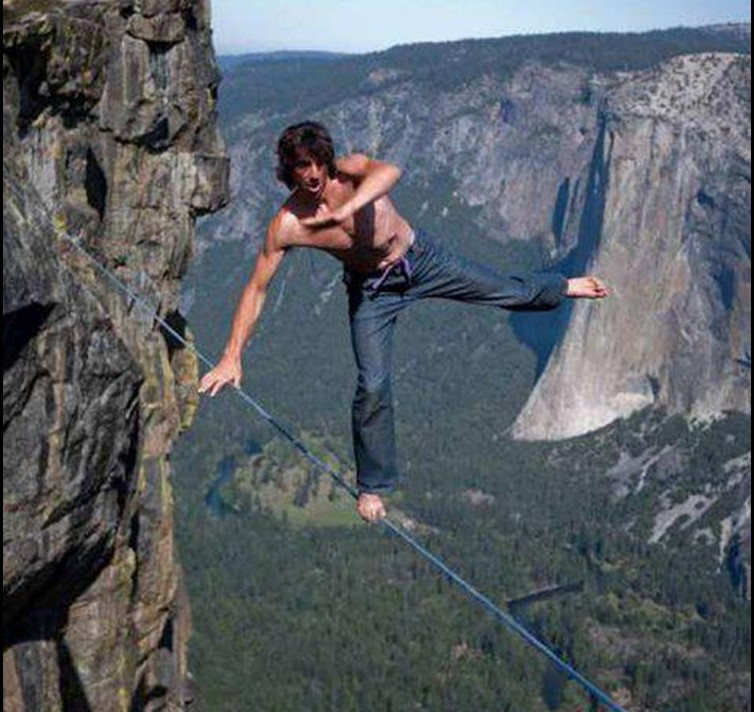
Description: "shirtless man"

(199, 121), (608, 523)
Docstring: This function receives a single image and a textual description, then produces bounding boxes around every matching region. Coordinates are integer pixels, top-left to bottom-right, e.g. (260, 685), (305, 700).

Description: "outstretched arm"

(198, 215), (288, 397)
(301, 153), (402, 228)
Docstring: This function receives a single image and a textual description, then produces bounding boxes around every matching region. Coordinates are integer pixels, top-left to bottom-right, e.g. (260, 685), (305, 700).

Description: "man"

(199, 121), (609, 523)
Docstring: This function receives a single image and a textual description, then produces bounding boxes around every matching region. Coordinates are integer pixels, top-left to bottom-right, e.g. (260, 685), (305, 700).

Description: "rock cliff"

(3, 1), (229, 710)
(514, 52), (751, 439)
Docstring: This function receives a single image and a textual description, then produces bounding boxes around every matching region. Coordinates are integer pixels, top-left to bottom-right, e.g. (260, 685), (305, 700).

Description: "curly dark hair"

(276, 121), (338, 190)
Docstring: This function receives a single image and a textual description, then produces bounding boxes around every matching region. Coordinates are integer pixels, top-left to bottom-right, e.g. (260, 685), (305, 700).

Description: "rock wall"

(513, 54), (751, 439)
(3, 1), (229, 710)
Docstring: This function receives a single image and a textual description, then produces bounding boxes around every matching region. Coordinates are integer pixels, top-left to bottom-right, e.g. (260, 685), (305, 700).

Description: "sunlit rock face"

(512, 53), (751, 440)
(3, 1), (228, 710)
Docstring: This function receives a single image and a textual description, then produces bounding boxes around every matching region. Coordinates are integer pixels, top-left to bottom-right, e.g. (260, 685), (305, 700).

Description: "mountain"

(204, 24), (751, 440)
(218, 50), (350, 71)
(4, 11), (749, 711)
(513, 51), (751, 439)
(3, 1), (228, 710)
(176, 24), (751, 712)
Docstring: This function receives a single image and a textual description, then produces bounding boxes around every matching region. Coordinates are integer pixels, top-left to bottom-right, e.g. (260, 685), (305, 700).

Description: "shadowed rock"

(3, 1), (229, 710)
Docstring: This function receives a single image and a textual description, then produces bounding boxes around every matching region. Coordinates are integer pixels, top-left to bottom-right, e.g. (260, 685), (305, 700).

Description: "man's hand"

(300, 204), (352, 229)
(198, 357), (242, 397)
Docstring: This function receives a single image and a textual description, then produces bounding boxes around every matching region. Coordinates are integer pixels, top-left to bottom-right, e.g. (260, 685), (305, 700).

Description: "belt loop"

(409, 226), (423, 255)
(367, 255), (413, 297)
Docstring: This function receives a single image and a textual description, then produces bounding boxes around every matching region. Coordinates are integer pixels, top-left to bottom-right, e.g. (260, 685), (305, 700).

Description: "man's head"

(276, 121), (337, 194)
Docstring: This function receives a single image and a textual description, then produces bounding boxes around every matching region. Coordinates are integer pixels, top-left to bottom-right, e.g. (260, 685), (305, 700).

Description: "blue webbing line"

(57, 228), (627, 712)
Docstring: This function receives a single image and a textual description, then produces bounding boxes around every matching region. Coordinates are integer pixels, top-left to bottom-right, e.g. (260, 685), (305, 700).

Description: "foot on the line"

(566, 276), (610, 300)
(357, 493), (387, 523)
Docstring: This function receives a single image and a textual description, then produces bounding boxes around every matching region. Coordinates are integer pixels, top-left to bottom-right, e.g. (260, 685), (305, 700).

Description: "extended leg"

(408, 235), (568, 311)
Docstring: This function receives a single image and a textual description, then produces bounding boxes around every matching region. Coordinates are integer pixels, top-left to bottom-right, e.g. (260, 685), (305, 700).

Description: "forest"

(174, 207), (750, 710)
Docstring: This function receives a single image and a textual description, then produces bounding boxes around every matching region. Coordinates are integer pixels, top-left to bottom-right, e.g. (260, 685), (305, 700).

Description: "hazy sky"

(211, 0), (751, 55)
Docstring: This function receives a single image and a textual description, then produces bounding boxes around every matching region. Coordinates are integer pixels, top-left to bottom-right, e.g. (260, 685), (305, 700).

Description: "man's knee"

(356, 368), (391, 394)
(353, 372), (392, 413)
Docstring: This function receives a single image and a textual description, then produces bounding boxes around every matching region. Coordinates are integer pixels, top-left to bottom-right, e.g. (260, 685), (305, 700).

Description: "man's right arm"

(198, 213), (289, 397)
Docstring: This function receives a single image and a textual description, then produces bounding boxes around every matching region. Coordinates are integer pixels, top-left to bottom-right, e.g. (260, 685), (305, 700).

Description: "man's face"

(293, 152), (328, 196)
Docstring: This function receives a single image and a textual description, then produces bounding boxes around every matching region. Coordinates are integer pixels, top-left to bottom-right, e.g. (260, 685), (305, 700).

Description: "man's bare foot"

(357, 493), (387, 522)
(566, 276), (609, 299)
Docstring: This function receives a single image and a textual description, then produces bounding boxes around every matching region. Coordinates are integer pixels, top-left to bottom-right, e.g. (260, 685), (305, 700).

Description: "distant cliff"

(3, 1), (228, 710)
(208, 26), (751, 440)
(513, 52), (751, 439)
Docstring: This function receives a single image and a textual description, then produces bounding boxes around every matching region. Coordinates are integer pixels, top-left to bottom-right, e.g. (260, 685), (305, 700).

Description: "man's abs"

(340, 229), (414, 273)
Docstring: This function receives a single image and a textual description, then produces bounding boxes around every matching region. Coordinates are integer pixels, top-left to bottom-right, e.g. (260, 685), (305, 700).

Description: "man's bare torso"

(280, 172), (414, 273)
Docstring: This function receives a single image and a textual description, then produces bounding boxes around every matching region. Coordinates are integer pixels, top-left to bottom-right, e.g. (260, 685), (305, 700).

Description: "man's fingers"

(198, 375), (222, 397)
(302, 218), (326, 228)
(301, 215), (336, 228)
(199, 364), (242, 398)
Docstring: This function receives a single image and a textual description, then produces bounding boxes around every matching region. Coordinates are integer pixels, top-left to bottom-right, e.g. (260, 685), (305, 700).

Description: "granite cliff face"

(3, 1), (229, 710)
(513, 53), (751, 440)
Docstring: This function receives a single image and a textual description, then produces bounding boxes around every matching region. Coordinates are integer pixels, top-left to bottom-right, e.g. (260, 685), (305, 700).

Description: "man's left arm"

(301, 154), (402, 227)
